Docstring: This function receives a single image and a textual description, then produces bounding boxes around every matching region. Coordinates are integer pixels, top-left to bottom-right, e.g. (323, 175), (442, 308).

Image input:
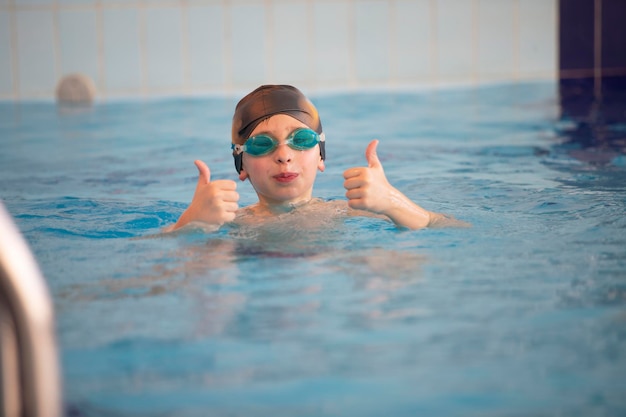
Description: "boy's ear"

(318, 158), (325, 172)
(238, 169), (248, 181)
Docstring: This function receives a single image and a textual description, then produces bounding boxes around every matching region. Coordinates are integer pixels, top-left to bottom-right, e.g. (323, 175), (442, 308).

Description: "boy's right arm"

(164, 160), (239, 232)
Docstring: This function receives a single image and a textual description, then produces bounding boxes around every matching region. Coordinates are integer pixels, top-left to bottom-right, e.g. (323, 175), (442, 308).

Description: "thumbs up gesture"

(343, 140), (394, 214)
(170, 160), (240, 231)
(343, 140), (431, 229)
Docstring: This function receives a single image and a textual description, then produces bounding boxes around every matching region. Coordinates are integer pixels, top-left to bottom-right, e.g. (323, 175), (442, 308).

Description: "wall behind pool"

(0, 0), (557, 100)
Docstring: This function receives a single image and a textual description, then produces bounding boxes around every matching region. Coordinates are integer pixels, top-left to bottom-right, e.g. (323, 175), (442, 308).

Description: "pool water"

(1, 82), (626, 416)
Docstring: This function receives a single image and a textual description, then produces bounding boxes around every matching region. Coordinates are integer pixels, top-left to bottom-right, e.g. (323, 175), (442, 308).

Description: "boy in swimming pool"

(166, 84), (461, 232)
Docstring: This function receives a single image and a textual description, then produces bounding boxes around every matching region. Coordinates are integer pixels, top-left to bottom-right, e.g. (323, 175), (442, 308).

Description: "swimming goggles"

(231, 128), (325, 157)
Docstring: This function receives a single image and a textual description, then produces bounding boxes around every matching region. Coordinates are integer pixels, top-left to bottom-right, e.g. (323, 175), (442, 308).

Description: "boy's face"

(239, 114), (325, 206)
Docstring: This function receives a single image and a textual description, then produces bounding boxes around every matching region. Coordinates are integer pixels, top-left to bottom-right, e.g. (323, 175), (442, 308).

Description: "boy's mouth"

(273, 172), (298, 183)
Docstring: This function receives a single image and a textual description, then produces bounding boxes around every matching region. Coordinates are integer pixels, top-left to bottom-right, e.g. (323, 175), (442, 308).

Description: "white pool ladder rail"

(0, 201), (62, 417)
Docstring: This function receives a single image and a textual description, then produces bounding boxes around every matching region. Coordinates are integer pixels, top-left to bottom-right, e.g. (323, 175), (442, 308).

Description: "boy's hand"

(343, 140), (431, 229)
(172, 160), (239, 230)
(343, 140), (394, 214)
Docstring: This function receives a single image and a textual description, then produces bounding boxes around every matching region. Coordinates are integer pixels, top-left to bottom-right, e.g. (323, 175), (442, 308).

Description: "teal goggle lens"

(232, 128), (321, 156)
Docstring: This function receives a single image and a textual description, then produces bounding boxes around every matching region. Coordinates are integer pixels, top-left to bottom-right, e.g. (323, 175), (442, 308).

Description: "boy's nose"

(274, 143), (293, 163)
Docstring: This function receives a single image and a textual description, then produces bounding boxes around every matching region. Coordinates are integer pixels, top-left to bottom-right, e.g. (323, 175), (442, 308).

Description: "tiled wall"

(559, 0), (626, 80)
(558, 0), (626, 124)
(0, 0), (557, 101)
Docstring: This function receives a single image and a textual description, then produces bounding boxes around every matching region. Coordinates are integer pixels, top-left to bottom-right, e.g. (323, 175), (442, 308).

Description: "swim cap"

(231, 85), (325, 173)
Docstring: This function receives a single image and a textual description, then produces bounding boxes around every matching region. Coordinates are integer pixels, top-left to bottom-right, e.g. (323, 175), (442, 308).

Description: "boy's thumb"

(194, 160), (211, 184)
(365, 139), (381, 169)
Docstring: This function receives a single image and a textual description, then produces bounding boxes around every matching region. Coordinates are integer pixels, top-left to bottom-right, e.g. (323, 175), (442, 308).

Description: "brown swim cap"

(231, 84), (325, 173)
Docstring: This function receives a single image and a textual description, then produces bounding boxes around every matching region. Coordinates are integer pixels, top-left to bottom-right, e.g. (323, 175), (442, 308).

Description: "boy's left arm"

(343, 140), (466, 230)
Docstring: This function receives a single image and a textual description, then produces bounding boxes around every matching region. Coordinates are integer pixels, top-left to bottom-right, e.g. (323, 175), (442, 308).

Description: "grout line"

(430, 0), (438, 87)
(512, 0), (519, 81)
(181, 0), (191, 95)
(4, 2), (182, 12)
(307, 0), (315, 91)
(222, 0), (232, 93)
(560, 67), (626, 78)
(348, 0), (357, 88)
(265, 0), (273, 83)
(96, 0), (106, 96)
(138, 1), (148, 97)
(52, 0), (61, 88)
(9, 1), (20, 100)
(553, 0), (558, 82)
(594, 0), (602, 99)
(472, 0), (478, 86)
(388, 0), (397, 87)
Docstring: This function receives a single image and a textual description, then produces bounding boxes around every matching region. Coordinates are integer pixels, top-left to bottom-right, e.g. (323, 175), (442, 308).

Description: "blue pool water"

(1, 82), (626, 416)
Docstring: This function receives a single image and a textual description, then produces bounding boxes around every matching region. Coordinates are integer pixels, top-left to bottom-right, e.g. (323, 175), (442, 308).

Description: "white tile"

(477, 0), (515, 80)
(0, 11), (14, 96)
(57, 0), (97, 5)
(16, 10), (57, 96)
(99, 0), (139, 3)
(144, 7), (184, 90)
(15, 0), (54, 5)
(58, 9), (99, 84)
(355, 0), (389, 82)
(187, 4), (225, 89)
(313, 1), (351, 85)
(271, 1), (310, 86)
(102, 8), (142, 92)
(435, 0), (475, 81)
(6, 0), (556, 99)
(394, 0), (432, 80)
(518, 0), (557, 77)
(187, 0), (222, 3)
(230, 3), (266, 88)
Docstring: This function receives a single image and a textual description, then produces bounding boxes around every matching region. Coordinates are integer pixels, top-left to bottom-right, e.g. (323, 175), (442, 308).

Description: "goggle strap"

(234, 153), (243, 173)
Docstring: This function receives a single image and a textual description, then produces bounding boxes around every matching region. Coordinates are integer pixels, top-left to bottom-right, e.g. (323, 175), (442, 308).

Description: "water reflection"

(557, 78), (626, 165)
(58, 215), (429, 350)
